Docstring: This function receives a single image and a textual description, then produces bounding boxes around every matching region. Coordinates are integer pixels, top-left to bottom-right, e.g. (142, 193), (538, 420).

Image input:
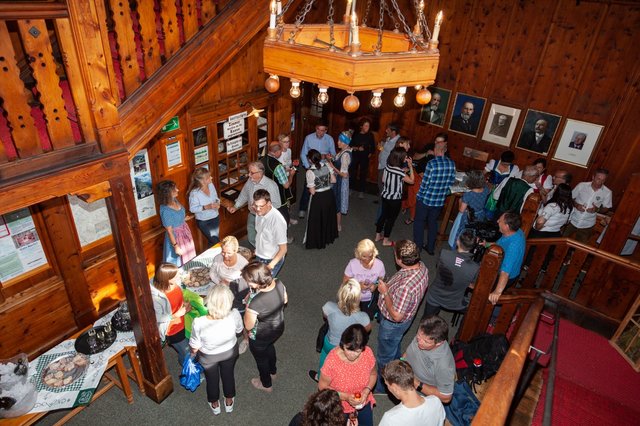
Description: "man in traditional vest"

(262, 141), (296, 243)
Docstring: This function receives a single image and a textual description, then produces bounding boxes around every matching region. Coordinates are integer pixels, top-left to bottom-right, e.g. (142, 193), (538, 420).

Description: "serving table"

(0, 311), (142, 426)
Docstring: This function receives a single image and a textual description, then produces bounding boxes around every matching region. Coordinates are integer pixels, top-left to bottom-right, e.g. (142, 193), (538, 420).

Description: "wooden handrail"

(526, 237), (640, 271)
(0, 2), (68, 19)
(472, 298), (545, 425)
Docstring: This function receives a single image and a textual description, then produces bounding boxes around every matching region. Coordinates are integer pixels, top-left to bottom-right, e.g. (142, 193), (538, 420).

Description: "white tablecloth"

(25, 310), (137, 414)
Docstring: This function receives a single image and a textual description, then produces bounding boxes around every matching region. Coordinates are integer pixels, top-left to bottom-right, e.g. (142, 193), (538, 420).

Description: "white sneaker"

(210, 402), (221, 415)
(289, 218), (299, 225)
(224, 398), (235, 413)
(287, 236), (294, 244)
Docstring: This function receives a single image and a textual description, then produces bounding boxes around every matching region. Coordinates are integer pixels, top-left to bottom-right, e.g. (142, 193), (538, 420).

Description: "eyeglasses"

(248, 170), (262, 175)
(254, 202), (268, 209)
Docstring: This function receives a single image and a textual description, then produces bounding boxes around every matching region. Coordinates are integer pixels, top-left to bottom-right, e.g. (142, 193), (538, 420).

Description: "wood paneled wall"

(324, 0), (640, 204)
(0, 26), (290, 359)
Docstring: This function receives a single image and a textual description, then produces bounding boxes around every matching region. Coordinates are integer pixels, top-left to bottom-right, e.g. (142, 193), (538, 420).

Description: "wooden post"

(521, 191), (541, 237)
(65, 0), (124, 154)
(106, 174), (173, 403)
(40, 197), (97, 327)
(458, 244), (503, 342)
(599, 173), (640, 254)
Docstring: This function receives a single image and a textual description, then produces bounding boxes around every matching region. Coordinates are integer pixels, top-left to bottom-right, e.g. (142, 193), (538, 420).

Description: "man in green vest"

(495, 165), (539, 216)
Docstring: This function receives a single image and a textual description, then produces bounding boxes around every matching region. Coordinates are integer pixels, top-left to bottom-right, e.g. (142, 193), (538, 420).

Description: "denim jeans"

(196, 216), (220, 246)
(167, 334), (190, 366)
(375, 317), (412, 392)
(256, 255), (285, 277)
(343, 402), (374, 426)
(413, 202), (443, 253)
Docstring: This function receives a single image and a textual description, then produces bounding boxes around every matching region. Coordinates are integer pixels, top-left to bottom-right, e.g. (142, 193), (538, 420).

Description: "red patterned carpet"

(532, 319), (640, 425)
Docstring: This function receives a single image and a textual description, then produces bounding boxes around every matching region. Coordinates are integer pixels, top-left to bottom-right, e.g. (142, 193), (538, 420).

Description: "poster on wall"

(0, 208), (48, 282)
(68, 196), (112, 247)
(194, 145), (209, 165)
(130, 149), (157, 221)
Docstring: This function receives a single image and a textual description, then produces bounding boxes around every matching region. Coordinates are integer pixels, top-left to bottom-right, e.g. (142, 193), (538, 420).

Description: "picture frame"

(552, 119), (604, 167)
(481, 103), (521, 146)
(419, 87), (451, 127)
(515, 109), (562, 154)
(448, 93), (486, 137)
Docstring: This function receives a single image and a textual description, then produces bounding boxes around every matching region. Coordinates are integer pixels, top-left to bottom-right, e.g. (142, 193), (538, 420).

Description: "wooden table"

(0, 331), (143, 426)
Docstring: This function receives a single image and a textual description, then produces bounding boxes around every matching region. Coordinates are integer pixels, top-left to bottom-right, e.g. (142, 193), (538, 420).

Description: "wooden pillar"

(521, 192), (541, 237)
(105, 175), (173, 403)
(458, 245), (503, 342)
(65, 0), (124, 153)
(599, 173), (640, 254)
(40, 197), (97, 327)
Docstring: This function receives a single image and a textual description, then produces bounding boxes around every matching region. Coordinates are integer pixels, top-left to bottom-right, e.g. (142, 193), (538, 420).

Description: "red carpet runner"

(532, 319), (640, 425)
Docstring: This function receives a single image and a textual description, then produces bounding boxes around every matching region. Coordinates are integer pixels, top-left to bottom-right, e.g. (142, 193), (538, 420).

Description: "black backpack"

(450, 333), (509, 391)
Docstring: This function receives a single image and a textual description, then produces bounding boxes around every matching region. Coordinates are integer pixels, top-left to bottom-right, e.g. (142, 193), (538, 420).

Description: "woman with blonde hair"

(344, 239), (386, 320)
(309, 279), (371, 382)
(209, 235), (250, 353)
(189, 284), (243, 415)
(188, 168), (221, 246)
(151, 263), (190, 366)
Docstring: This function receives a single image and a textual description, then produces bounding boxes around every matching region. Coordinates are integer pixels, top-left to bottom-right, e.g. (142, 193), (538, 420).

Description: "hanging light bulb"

(289, 79), (301, 98)
(416, 88), (432, 105)
(265, 74), (280, 93)
(370, 89), (383, 108)
(343, 92), (360, 113)
(393, 87), (407, 108)
(317, 85), (329, 105)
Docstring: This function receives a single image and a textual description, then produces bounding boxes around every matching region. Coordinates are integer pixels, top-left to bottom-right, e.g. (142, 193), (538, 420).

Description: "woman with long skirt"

(157, 180), (196, 266)
(304, 149), (339, 249)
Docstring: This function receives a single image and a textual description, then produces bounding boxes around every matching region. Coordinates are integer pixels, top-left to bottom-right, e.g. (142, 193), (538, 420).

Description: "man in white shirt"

(563, 168), (613, 243)
(252, 189), (288, 277)
(227, 162), (281, 247)
(379, 359), (445, 426)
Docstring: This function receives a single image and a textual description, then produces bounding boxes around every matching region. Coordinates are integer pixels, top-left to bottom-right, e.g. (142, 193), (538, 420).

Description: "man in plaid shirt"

(413, 143), (456, 255)
(374, 240), (429, 392)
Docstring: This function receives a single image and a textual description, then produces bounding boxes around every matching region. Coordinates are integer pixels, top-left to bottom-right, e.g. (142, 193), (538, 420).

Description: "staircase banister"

(472, 297), (545, 426)
(527, 237), (640, 271)
(0, 2), (68, 19)
(495, 288), (544, 304)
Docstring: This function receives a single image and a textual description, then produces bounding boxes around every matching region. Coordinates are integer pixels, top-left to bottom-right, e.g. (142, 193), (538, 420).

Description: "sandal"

(404, 218), (414, 225)
(382, 241), (395, 247)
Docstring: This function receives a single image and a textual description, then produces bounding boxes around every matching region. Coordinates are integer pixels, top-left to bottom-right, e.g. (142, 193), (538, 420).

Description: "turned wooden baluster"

(136, 0), (162, 78)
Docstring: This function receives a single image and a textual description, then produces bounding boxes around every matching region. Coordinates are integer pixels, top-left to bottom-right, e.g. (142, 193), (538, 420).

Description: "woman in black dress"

(349, 118), (376, 198)
(304, 149), (339, 249)
(243, 262), (288, 392)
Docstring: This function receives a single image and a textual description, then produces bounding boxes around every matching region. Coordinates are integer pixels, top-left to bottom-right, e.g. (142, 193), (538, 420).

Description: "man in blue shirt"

(489, 211), (526, 304)
(298, 123), (336, 218)
(413, 143), (456, 255)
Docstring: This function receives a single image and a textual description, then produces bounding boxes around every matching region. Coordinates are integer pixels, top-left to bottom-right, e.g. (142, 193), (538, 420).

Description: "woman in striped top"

(375, 147), (415, 247)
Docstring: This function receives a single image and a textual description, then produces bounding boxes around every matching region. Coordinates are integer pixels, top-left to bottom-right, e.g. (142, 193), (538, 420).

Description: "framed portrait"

(552, 119), (604, 167)
(448, 93), (486, 137)
(515, 109), (562, 154)
(419, 87), (451, 127)
(481, 104), (522, 146)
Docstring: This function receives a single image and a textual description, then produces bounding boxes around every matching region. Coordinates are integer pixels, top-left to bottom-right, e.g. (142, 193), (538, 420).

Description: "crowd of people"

(150, 119), (615, 425)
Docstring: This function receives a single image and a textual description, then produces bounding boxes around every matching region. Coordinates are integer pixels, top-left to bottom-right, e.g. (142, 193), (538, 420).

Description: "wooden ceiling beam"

(0, 150), (129, 215)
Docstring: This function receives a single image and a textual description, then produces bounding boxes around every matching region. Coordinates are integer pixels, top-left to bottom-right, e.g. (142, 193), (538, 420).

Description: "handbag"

(179, 356), (203, 392)
(315, 321), (329, 353)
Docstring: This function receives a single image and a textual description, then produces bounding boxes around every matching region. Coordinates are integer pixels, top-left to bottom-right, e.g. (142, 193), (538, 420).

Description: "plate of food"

(181, 267), (211, 288)
(41, 354), (88, 389)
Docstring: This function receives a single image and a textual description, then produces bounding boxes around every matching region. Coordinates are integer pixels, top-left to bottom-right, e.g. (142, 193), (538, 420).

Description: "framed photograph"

(516, 109), (562, 154)
(481, 104), (521, 146)
(192, 126), (208, 146)
(448, 93), (486, 137)
(552, 119), (604, 167)
(419, 87), (451, 127)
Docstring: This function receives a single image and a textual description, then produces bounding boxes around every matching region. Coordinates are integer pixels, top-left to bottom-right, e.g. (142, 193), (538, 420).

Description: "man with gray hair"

(227, 161), (281, 247)
(494, 165), (539, 215)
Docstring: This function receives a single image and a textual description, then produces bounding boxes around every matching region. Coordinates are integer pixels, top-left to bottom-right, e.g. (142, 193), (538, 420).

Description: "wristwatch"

(416, 382), (423, 393)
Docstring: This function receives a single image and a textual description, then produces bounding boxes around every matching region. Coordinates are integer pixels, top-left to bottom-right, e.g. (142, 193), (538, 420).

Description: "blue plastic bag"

(179, 356), (203, 392)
